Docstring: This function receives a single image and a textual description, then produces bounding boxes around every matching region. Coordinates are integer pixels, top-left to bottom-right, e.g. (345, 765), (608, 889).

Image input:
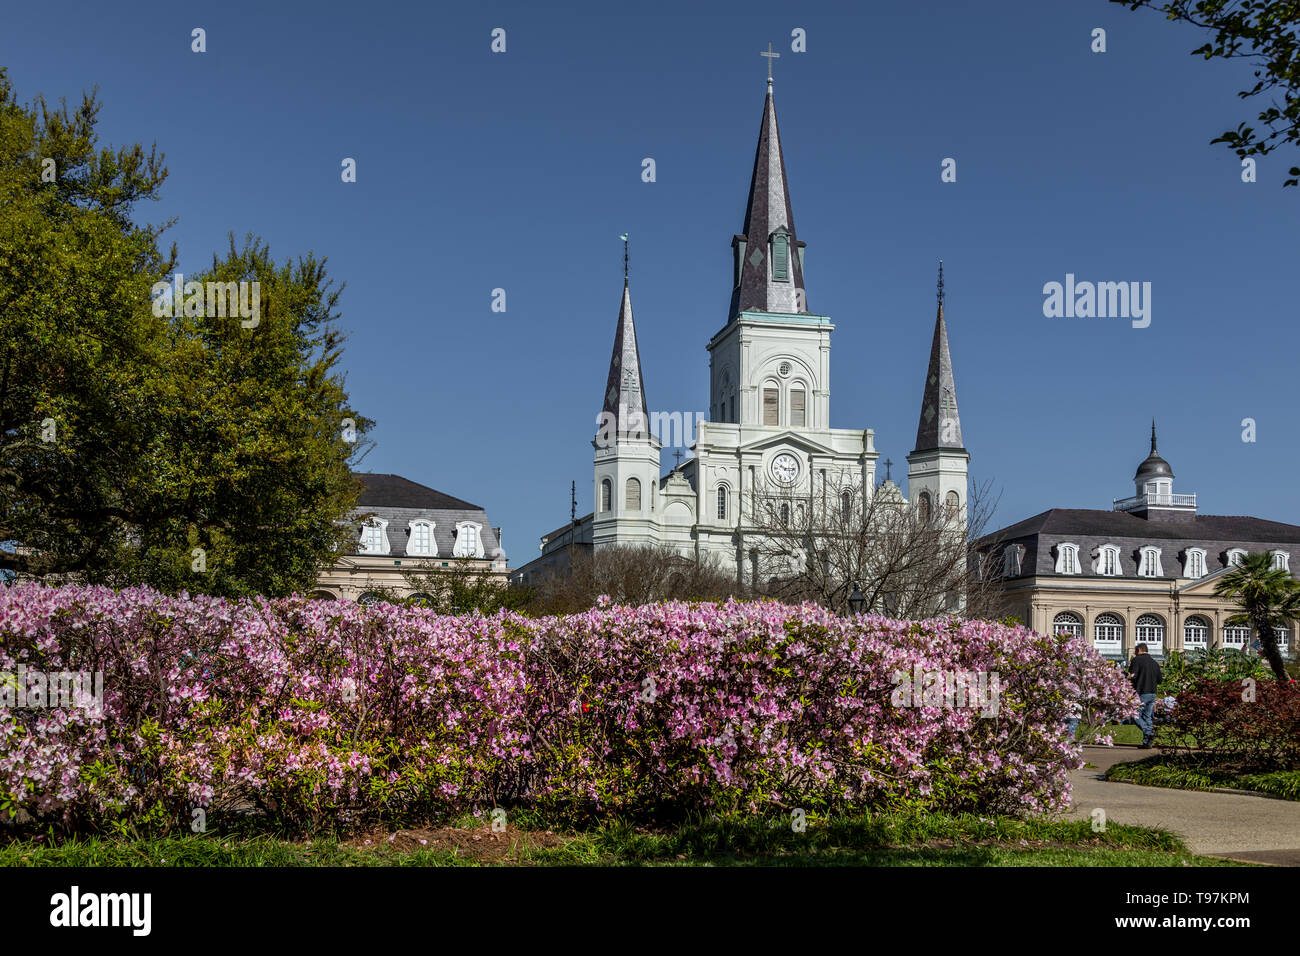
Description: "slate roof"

(356, 474), (480, 511)
(349, 474), (503, 561)
(912, 264), (964, 455)
(976, 508), (1300, 581)
(599, 282), (650, 435)
(728, 78), (808, 318)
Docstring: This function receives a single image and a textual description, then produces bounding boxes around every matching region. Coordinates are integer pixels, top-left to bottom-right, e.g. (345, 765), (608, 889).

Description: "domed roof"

(1134, 422), (1174, 482)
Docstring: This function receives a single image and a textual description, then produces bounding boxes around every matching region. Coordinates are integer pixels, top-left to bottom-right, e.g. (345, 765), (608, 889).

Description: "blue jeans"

(1136, 693), (1157, 739)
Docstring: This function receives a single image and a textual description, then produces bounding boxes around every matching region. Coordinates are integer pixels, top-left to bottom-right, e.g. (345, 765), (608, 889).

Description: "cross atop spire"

(912, 264), (964, 454)
(760, 42), (780, 82)
(728, 75), (807, 318)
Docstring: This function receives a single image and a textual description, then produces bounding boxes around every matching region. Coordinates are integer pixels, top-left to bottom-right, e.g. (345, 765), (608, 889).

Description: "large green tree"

(1213, 551), (1300, 680)
(0, 69), (372, 596)
(1112, 1), (1300, 186)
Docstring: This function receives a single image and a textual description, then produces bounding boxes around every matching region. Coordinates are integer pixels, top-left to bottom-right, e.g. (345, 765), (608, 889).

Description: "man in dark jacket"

(1127, 643), (1162, 748)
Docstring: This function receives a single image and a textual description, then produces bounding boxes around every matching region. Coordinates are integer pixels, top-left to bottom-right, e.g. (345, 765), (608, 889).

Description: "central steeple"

(728, 77), (808, 319)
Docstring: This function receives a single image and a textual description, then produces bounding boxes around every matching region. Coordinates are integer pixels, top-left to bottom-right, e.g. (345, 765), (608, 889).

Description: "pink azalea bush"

(0, 584), (1136, 834)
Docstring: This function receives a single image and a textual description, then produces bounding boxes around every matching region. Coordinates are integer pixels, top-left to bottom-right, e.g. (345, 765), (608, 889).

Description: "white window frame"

(1183, 616), (1209, 650)
(717, 485), (728, 521)
(1135, 613), (1165, 655)
(1003, 544), (1022, 577)
(1138, 547), (1163, 578)
(1054, 542), (1080, 575)
(1052, 611), (1084, 638)
(1273, 625), (1290, 649)
(1094, 544), (1121, 576)
(1226, 548), (1247, 567)
(358, 517), (390, 555)
(1182, 547), (1206, 579)
(1222, 625), (1250, 648)
(452, 521), (484, 559)
(1093, 613), (1124, 652)
(406, 519), (437, 557)
(1271, 550), (1290, 572)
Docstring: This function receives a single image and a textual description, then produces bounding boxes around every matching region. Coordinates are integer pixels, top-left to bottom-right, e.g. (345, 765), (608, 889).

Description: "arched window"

(358, 518), (389, 555)
(1183, 548), (1206, 578)
(763, 384), (780, 426)
(409, 592), (435, 607)
(406, 519), (436, 557)
(1223, 625), (1250, 648)
(626, 477), (641, 511)
(1095, 544), (1121, 576)
(1275, 626), (1291, 653)
(717, 486), (728, 521)
(789, 386), (806, 427)
(1226, 548), (1247, 567)
(600, 478), (612, 512)
(1003, 544), (1023, 577)
(1093, 613), (1124, 652)
(1271, 550), (1290, 572)
(357, 591), (383, 607)
(917, 491), (932, 524)
(1183, 616), (1209, 650)
(1138, 547), (1163, 578)
(1055, 543), (1080, 575)
(945, 490), (960, 514)
(1135, 613), (1165, 654)
(779, 502), (790, 525)
(453, 521), (484, 558)
(1053, 611), (1084, 639)
(841, 491), (852, 524)
(307, 590), (337, 601)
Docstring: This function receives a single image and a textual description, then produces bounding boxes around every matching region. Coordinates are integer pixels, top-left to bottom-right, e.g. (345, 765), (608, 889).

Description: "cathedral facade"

(516, 76), (969, 584)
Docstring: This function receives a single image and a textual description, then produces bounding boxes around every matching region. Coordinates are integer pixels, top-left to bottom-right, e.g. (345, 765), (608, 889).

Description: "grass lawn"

(1106, 755), (1300, 801)
(0, 811), (1251, 867)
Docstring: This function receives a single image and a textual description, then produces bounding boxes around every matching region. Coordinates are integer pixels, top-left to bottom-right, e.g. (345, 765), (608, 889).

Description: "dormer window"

(1272, 550), (1290, 572)
(1183, 547), (1206, 578)
(1095, 544), (1121, 576)
(1226, 548), (1247, 568)
(1054, 542), (1080, 575)
(406, 519), (436, 557)
(1138, 546), (1163, 578)
(771, 228), (790, 282)
(359, 518), (389, 555)
(452, 521), (484, 558)
(1003, 544), (1023, 577)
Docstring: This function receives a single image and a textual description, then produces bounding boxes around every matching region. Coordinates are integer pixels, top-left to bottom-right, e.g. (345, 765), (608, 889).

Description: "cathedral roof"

(729, 78), (808, 318)
(599, 281), (650, 436)
(912, 263), (964, 455)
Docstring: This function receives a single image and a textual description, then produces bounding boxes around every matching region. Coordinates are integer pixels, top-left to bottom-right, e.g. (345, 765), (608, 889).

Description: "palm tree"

(1214, 551), (1300, 681)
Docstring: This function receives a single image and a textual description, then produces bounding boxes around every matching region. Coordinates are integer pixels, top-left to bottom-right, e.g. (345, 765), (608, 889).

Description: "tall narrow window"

(841, 491), (852, 524)
(917, 491), (932, 524)
(407, 519), (436, 557)
(780, 502), (790, 525)
(772, 233), (789, 281)
(1055, 543), (1079, 575)
(1135, 614), (1165, 655)
(600, 478), (612, 512)
(1183, 548), (1206, 578)
(1138, 547), (1163, 577)
(729, 395), (735, 422)
(717, 486), (727, 520)
(452, 522), (483, 558)
(790, 387), (806, 427)
(763, 387), (779, 425)
(1272, 550), (1290, 572)
(626, 477), (641, 511)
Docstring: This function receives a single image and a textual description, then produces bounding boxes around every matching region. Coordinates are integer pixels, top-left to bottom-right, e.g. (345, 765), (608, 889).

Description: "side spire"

(599, 253), (649, 439)
(913, 261), (964, 453)
(729, 73), (807, 318)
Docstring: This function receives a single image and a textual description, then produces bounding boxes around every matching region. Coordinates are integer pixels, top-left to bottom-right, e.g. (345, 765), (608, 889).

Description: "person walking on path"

(1127, 643), (1162, 749)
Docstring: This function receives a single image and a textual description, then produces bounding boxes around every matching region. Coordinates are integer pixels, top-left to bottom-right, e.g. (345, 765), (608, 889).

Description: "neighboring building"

(514, 73), (969, 585)
(313, 474), (507, 602)
(975, 426), (1297, 661)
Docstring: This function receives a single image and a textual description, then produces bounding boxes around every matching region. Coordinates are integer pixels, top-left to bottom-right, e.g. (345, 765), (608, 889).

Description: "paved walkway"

(1066, 746), (1300, 865)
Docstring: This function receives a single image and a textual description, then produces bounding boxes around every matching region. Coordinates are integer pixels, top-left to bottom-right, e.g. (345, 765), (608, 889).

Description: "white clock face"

(771, 453), (800, 484)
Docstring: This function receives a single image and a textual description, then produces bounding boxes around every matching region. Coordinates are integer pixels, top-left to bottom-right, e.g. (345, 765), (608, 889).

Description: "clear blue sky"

(4, 0), (1296, 562)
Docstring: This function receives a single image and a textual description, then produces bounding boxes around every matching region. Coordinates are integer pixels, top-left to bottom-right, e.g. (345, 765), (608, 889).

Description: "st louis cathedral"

(515, 74), (969, 584)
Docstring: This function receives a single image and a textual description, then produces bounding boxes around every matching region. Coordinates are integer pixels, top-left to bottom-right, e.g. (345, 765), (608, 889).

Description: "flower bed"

(0, 585), (1136, 834)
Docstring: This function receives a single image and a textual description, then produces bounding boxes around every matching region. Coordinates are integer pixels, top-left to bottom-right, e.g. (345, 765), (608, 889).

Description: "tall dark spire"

(913, 261), (964, 453)
(599, 278), (649, 438)
(728, 78), (807, 318)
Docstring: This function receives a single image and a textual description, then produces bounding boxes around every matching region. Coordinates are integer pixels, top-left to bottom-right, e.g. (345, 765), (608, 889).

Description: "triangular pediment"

(737, 430), (837, 456)
(1177, 565), (1235, 596)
